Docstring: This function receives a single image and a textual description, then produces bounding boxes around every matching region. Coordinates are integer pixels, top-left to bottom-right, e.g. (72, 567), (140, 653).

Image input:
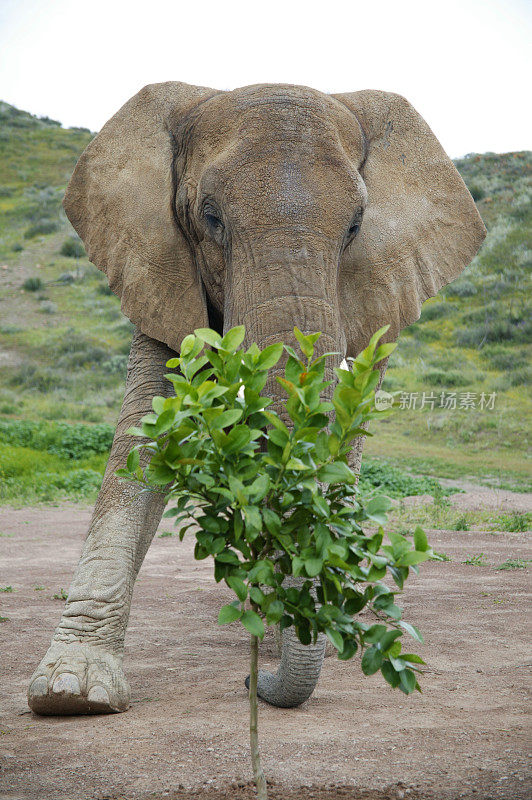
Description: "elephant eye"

(345, 210), (363, 248)
(204, 207), (224, 235)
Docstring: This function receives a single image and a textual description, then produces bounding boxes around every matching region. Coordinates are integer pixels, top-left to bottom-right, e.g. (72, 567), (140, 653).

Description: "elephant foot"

(28, 642), (130, 715)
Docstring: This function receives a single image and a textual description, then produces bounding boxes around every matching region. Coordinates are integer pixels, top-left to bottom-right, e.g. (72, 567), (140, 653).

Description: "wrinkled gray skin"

(28, 82), (485, 715)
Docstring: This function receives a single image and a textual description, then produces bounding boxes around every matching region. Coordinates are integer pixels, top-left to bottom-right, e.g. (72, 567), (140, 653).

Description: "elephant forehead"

(187, 84), (365, 161)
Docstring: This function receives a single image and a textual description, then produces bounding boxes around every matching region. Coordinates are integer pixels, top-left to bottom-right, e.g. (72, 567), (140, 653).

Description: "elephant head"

(63, 82), (485, 707)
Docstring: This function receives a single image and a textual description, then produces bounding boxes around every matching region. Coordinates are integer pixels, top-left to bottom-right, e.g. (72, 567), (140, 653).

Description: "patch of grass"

(495, 511), (531, 532)
(0, 441), (107, 504)
(52, 588), (68, 600)
(431, 551), (452, 561)
(0, 418), (114, 459)
(463, 552), (487, 566)
(24, 219), (59, 238)
(0, 586), (13, 592)
(359, 459), (452, 499)
(22, 276), (44, 292)
(451, 514), (470, 531)
(60, 237), (85, 258)
(495, 558), (529, 570)
(422, 369), (471, 387)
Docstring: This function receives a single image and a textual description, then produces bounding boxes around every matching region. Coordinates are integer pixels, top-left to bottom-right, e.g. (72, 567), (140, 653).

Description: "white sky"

(0, 0), (530, 158)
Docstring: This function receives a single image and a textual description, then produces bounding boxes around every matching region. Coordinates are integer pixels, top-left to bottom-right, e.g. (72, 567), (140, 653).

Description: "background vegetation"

(0, 101), (530, 503)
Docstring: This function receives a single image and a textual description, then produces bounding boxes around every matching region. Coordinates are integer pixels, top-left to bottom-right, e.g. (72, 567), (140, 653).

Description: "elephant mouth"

(204, 281), (224, 337)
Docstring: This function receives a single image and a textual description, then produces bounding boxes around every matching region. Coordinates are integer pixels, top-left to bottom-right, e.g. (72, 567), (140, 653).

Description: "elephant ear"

(63, 81), (219, 351)
(333, 90), (486, 357)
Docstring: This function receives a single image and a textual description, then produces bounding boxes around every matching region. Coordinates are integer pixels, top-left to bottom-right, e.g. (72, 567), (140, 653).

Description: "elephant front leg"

(28, 329), (175, 715)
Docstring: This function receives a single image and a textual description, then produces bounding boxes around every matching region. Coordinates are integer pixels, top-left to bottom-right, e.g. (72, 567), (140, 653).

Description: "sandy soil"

(0, 493), (530, 800)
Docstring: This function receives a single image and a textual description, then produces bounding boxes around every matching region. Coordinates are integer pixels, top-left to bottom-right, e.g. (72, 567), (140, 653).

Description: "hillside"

(0, 101), (530, 501)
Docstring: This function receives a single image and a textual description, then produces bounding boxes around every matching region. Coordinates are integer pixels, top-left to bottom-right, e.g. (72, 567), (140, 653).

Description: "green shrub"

(497, 512), (531, 532)
(359, 460), (451, 498)
(423, 369), (471, 387)
(451, 514), (469, 531)
(482, 345), (528, 371)
(39, 301), (57, 314)
(9, 364), (65, 392)
(120, 324), (433, 797)
(506, 366), (532, 386)
(60, 237), (85, 258)
(420, 302), (452, 321)
(22, 276), (43, 292)
(410, 327), (439, 342)
(24, 220), (58, 238)
(96, 283), (114, 296)
(457, 314), (531, 347)
(101, 355), (128, 375)
(11, 242), (23, 252)
(446, 279), (477, 298)
(0, 418), (114, 459)
(51, 332), (109, 368)
(469, 184), (485, 202)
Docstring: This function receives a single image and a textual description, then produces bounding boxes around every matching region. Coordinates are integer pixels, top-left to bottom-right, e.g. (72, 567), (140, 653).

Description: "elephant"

(27, 81), (485, 716)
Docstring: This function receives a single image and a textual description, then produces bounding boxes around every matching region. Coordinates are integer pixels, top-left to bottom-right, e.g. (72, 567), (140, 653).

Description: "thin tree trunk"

(249, 633), (267, 799)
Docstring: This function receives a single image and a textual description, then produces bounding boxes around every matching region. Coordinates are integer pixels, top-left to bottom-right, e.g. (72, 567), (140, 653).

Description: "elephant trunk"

(226, 241), (344, 707)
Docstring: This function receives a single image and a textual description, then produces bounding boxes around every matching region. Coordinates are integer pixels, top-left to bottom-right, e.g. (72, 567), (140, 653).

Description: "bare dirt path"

(0, 498), (530, 800)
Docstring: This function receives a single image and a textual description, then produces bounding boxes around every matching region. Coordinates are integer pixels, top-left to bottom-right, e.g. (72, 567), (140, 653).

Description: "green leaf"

(374, 342), (397, 363)
(380, 629), (403, 652)
(218, 604), (242, 624)
(241, 610), (265, 639)
(305, 557), (323, 577)
(180, 334), (196, 356)
(210, 409), (243, 429)
(326, 628), (344, 653)
(402, 653), (426, 665)
(337, 639), (358, 661)
(399, 668), (416, 694)
(361, 645), (384, 675)
(243, 505), (262, 532)
(249, 586), (265, 605)
(294, 326), (320, 359)
(363, 624), (387, 643)
(152, 408), (176, 437)
(413, 526), (429, 552)
(399, 621), (424, 643)
(227, 575), (247, 602)
(269, 428), (289, 447)
(314, 431), (329, 461)
(256, 342), (284, 370)
(317, 462), (356, 484)
(224, 425), (252, 453)
(265, 600), (284, 624)
(249, 473), (270, 502)
(194, 328), (223, 348)
(126, 448), (140, 472)
(365, 495), (392, 524)
(397, 551), (431, 567)
(262, 508), (281, 535)
(221, 326), (246, 352)
(263, 411), (289, 432)
(381, 659), (401, 688)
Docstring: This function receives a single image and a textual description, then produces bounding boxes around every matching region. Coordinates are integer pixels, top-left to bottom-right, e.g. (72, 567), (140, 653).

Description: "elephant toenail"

(87, 685), (110, 704)
(52, 673), (81, 695)
(30, 676), (48, 697)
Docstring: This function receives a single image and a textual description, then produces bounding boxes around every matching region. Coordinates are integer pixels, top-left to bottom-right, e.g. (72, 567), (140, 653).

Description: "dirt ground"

(0, 490), (530, 800)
